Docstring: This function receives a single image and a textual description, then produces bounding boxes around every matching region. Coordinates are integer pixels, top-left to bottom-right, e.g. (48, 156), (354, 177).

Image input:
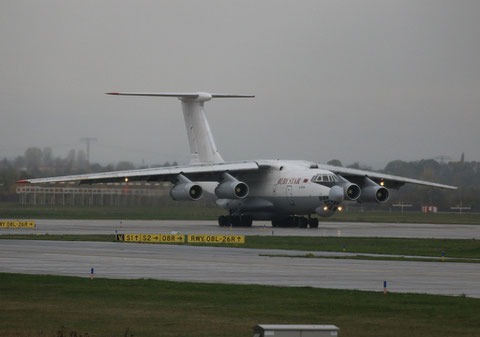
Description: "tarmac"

(1, 220), (479, 298)
(1, 219), (479, 238)
(1, 239), (479, 298)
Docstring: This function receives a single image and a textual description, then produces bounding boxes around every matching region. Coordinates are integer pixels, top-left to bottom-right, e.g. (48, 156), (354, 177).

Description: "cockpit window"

(311, 174), (339, 183)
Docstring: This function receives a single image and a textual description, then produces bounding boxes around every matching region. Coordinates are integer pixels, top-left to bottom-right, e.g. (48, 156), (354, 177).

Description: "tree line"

(327, 158), (478, 211)
(0, 147), (477, 211)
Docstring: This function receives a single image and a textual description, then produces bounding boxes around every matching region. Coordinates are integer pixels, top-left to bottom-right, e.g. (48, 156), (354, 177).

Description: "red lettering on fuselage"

(277, 178), (303, 185)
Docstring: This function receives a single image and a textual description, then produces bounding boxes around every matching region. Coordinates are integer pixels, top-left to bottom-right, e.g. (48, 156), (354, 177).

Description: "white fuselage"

(214, 160), (339, 219)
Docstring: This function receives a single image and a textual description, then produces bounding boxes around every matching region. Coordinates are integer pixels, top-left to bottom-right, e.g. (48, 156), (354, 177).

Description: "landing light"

(323, 206), (328, 211)
(124, 177), (129, 182)
(338, 206), (343, 212)
(380, 181), (385, 186)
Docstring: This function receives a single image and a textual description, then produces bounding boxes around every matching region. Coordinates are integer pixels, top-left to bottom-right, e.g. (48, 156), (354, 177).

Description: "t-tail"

(106, 92), (254, 164)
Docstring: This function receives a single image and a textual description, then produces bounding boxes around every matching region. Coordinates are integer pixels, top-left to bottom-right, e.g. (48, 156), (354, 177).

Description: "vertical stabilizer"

(181, 99), (224, 164)
(106, 92), (254, 164)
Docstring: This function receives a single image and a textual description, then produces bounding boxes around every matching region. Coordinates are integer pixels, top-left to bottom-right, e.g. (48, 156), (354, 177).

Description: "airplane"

(17, 92), (457, 228)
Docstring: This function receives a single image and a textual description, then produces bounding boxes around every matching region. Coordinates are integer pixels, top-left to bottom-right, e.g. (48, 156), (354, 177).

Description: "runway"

(1, 239), (479, 298)
(1, 219), (479, 238)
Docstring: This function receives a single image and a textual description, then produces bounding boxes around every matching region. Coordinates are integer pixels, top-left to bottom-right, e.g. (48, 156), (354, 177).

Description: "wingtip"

(16, 179), (30, 184)
(105, 92), (119, 95)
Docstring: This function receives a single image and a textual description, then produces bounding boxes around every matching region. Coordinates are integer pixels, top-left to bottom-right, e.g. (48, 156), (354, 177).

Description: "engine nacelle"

(358, 177), (389, 204)
(343, 183), (361, 201)
(337, 175), (361, 201)
(215, 172), (249, 199)
(170, 182), (203, 201)
(170, 174), (203, 201)
(329, 185), (344, 202)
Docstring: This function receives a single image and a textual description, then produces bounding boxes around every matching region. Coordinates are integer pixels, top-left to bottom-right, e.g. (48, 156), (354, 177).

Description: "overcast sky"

(1, 0), (479, 168)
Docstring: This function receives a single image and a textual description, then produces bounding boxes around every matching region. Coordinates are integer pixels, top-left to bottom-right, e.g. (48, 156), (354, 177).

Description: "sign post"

(392, 203), (412, 213)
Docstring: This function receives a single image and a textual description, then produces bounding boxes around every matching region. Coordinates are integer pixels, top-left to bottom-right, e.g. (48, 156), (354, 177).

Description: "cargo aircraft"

(18, 92), (457, 228)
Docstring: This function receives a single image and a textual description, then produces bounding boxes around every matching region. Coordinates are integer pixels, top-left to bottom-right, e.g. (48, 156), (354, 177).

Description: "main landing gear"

(271, 216), (319, 228)
(218, 215), (253, 227)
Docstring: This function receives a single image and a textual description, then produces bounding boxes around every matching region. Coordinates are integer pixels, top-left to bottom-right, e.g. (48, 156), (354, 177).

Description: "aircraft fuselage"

(215, 160), (340, 221)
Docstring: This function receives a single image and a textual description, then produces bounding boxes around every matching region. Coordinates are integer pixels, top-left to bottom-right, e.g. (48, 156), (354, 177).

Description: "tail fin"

(106, 92), (254, 164)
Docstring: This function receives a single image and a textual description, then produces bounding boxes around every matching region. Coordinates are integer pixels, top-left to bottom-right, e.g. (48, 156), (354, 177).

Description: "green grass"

(0, 234), (114, 242)
(0, 273), (479, 337)
(0, 203), (225, 220)
(2, 234), (479, 259)
(242, 236), (480, 258)
(260, 253), (480, 263)
(1, 202), (479, 223)
(326, 210), (480, 224)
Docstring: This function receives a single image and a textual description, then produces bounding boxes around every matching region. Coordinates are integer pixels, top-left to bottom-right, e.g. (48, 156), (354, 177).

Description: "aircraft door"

(286, 185), (295, 206)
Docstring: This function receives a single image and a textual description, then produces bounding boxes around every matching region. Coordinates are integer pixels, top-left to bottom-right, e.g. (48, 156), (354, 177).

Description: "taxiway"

(1, 239), (479, 298)
(1, 219), (479, 238)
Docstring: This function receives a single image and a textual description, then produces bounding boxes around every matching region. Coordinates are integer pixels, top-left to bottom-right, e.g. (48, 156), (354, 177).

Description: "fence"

(16, 183), (171, 207)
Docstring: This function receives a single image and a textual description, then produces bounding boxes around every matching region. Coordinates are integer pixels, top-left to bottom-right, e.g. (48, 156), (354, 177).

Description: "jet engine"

(337, 176), (361, 201)
(344, 183), (361, 201)
(329, 185), (344, 202)
(170, 175), (203, 201)
(215, 172), (249, 199)
(358, 177), (389, 203)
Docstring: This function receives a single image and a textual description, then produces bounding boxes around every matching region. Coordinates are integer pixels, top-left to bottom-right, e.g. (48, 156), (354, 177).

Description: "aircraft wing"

(16, 161), (260, 185)
(316, 164), (457, 190)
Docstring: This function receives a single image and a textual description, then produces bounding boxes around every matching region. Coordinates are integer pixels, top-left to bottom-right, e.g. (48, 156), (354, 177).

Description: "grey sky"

(1, 0), (479, 168)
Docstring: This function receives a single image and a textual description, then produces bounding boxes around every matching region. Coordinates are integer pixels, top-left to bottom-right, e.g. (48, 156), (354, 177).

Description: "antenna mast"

(80, 137), (97, 162)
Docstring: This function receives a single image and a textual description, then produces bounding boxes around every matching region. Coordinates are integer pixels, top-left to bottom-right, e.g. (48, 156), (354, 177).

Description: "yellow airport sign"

(117, 233), (185, 243)
(0, 220), (36, 228)
(187, 235), (245, 244)
(115, 234), (244, 244)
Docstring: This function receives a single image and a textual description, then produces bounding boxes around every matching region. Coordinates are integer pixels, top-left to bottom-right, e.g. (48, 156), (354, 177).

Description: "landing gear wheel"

(230, 216), (240, 227)
(308, 218), (319, 229)
(218, 215), (228, 227)
(297, 217), (308, 228)
(241, 215), (253, 227)
(288, 216), (297, 227)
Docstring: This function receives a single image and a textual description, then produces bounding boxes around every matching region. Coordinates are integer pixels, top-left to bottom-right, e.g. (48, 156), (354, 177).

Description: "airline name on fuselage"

(277, 177), (307, 185)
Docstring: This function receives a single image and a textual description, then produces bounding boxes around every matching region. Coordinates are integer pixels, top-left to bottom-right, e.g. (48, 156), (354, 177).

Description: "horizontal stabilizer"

(106, 90), (254, 163)
(106, 92), (254, 101)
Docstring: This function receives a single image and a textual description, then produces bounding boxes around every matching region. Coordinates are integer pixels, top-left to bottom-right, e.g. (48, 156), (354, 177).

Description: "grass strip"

(0, 273), (479, 337)
(1, 234), (480, 259)
(259, 253), (480, 264)
(0, 203), (225, 220)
